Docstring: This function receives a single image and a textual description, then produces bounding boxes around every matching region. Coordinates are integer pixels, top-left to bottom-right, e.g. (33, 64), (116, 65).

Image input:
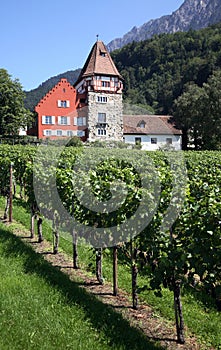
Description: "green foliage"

(111, 23), (221, 150)
(66, 136), (83, 147)
(0, 145), (221, 347)
(173, 70), (221, 150)
(2, 195), (221, 349)
(0, 69), (33, 136)
(112, 24), (221, 115)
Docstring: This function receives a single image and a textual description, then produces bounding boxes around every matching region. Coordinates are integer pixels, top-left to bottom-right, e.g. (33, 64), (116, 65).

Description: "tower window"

(101, 81), (110, 87)
(97, 128), (107, 136)
(97, 96), (107, 103)
(98, 113), (106, 123)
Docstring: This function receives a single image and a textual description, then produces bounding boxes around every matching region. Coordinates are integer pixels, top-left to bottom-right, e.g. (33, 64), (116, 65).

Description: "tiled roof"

(75, 40), (123, 84)
(123, 115), (182, 135)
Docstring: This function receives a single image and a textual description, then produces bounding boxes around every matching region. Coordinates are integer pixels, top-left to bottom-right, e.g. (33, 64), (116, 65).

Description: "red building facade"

(28, 78), (87, 140)
(29, 40), (123, 142)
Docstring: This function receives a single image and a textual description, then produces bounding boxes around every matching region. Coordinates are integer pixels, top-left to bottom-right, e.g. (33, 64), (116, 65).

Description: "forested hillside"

(111, 22), (221, 115)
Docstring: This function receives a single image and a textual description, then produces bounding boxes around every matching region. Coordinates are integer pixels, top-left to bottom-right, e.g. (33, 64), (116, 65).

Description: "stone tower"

(74, 40), (124, 141)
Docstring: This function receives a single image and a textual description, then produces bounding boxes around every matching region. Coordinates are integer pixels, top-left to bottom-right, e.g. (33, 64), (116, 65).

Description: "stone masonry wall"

(87, 92), (123, 141)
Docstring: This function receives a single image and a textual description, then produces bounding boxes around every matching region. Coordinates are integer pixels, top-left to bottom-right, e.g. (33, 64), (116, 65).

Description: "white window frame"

(135, 137), (142, 145)
(74, 117), (87, 126)
(97, 96), (108, 103)
(166, 137), (173, 144)
(56, 130), (63, 136)
(42, 115), (55, 125)
(97, 113), (106, 123)
(43, 130), (52, 136)
(151, 137), (157, 144)
(97, 128), (107, 136)
(67, 130), (73, 137)
(101, 81), (110, 87)
(57, 100), (70, 108)
(58, 116), (70, 125)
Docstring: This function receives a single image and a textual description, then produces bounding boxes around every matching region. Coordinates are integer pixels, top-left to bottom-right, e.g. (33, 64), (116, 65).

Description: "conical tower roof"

(75, 40), (123, 85)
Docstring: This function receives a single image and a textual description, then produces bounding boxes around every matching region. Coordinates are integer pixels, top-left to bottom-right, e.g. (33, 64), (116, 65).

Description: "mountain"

(111, 22), (221, 114)
(24, 69), (81, 111)
(107, 0), (221, 51)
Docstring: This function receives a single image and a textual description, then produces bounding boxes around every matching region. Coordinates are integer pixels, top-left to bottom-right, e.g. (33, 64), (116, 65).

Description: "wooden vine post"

(113, 246), (118, 296)
(96, 248), (104, 285)
(37, 216), (43, 243)
(53, 212), (59, 254)
(170, 227), (185, 344)
(130, 240), (138, 310)
(72, 230), (78, 269)
(9, 162), (13, 223)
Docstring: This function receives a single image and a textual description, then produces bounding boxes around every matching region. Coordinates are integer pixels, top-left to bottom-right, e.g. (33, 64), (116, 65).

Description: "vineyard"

(0, 144), (221, 348)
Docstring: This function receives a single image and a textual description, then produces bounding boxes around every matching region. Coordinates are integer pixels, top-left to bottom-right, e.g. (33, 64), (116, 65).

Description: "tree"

(173, 70), (221, 150)
(200, 69), (221, 149)
(173, 83), (204, 150)
(0, 69), (33, 136)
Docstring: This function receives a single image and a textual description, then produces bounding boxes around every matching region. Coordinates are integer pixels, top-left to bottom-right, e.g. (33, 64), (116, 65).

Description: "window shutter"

(67, 117), (70, 125)
(58, 116), (61, 124)
(43, 130), (47, 136)
(42, 116), (46, 124)
(83, 117), (86, 126)
(52, 116), (55, 124)
(57, 100), (61, 107)
(74, 117), (77, 126)
(66, 100), (70, 107)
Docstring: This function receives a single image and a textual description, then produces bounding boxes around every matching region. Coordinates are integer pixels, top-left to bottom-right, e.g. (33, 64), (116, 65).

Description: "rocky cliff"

(107, 0), (221, 51)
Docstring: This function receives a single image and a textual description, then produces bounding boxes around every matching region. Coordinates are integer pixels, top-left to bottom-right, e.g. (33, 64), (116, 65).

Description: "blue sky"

(1, 0), (183, 91)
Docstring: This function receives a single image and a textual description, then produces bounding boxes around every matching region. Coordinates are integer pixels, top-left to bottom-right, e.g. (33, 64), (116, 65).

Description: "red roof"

(75, 40), (123, 85)
(123, 115), (182, 135)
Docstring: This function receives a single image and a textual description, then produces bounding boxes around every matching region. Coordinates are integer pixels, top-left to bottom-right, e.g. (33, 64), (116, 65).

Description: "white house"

(123, 115), (182, 150)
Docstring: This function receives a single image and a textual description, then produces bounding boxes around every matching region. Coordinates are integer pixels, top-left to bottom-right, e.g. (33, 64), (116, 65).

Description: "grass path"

(0, 219), (165, 350)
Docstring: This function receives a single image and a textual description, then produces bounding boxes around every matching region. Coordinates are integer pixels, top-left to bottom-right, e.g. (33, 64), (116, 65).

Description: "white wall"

(124, 134), (182, 150)
(19, 127), (27, 136)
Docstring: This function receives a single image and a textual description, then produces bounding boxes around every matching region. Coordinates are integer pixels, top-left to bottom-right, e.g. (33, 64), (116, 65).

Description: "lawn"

(0, 218), (164, 350)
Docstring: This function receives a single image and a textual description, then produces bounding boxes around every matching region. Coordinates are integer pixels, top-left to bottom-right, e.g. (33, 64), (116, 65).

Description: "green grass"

(0, 221), (163, 350)
(1, 197), (221, 349)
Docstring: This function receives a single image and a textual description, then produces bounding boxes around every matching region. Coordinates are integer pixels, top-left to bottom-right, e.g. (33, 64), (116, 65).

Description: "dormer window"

(137, 120), (146, 128)
(100, 49), (106, 57)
